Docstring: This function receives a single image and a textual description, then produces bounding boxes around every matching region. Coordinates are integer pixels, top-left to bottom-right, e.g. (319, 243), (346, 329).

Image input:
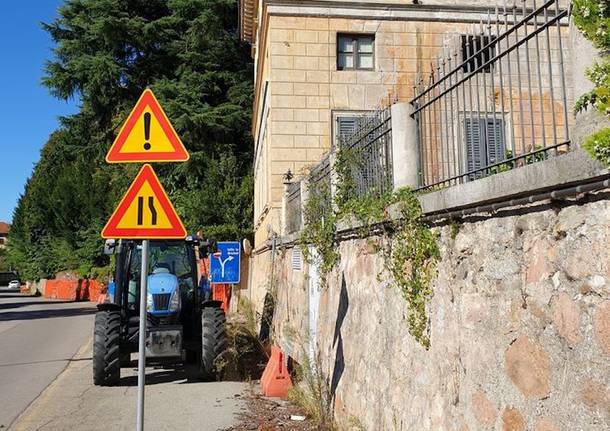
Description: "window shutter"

(291, 247), (302, 271)
(338, 117), (357, 136)
(486, 119), (506, 164)
(465, 117), (485, 177)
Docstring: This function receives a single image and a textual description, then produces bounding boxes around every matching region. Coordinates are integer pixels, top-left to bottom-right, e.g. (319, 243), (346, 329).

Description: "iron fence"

(285, 181), (302, 234)
(410, 0), (571, 191)
(307, 153), (333, 219)
(337, 107), (393, 197)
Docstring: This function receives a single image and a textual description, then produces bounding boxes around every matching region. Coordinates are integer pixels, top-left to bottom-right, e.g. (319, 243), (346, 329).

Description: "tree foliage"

(8, 0), (253, 280)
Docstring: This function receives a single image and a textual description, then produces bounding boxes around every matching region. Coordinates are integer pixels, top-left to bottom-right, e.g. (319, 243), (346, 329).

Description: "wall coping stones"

(418, 149), (609, 216)
(260, 149), (609, 253)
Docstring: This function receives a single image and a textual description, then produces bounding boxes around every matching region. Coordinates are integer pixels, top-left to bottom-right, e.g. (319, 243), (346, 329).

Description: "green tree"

(8, 0), (253, 280)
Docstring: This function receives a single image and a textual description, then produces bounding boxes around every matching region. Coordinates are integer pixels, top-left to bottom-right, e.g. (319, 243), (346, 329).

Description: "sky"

(0, 2), (78, 222)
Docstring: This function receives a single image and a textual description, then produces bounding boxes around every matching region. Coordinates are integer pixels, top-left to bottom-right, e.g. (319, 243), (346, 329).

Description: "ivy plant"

(299, 144), (439, 348)
(573, 0), (610, 166)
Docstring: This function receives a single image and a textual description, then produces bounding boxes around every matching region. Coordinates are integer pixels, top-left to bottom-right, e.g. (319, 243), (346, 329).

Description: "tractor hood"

(147, 272), (179, 294)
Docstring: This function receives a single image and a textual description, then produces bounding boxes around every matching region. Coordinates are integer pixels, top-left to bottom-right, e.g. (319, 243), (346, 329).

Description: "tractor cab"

(126, 241), (197, 319)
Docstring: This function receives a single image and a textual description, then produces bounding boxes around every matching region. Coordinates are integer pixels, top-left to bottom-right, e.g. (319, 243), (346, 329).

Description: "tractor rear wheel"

(93, 310), (121, 386)
(198, 307), (227, 381)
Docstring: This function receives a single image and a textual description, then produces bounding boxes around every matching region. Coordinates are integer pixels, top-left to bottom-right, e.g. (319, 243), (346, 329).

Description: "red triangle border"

(101, 164), (187, 239)
(106, 89), (189, 163)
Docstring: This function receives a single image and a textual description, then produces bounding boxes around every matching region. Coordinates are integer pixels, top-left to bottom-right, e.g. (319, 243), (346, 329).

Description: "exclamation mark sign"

(143, 112), (151, 151)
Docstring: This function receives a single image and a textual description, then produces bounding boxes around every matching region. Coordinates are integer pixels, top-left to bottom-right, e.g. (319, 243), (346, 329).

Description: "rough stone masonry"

(270, 194), (610, 431)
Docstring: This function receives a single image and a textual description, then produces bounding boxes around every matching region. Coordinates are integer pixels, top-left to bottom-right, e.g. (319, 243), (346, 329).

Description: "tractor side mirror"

(209, 239), (218, 254)
(103, 239), (117, 255)
(198, 239), (218, 259)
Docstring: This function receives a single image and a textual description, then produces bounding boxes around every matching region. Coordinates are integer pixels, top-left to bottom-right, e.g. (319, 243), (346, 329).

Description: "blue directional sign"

(210, 241), (241, 284)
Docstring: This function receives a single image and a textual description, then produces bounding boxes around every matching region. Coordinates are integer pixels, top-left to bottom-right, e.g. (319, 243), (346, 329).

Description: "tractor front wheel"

(93, 310), (121, 386)
(198, 307), (227, 381)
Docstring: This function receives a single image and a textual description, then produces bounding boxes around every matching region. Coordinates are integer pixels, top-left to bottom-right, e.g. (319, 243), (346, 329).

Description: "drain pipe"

(424, 178), (610, 223)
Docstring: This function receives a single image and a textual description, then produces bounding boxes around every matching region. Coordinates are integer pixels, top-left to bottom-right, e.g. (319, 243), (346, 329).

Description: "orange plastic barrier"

(44, 279), (106, 302)
(45, 280), (80, 301)
(85, 279), (106, 303)
(212, 284), (231, 313)
(260, 346), (293, 398)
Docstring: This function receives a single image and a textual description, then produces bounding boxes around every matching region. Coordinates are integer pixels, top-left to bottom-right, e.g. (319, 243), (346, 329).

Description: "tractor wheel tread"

(199, 307), (228, 381)
(93, 310), (121, 386)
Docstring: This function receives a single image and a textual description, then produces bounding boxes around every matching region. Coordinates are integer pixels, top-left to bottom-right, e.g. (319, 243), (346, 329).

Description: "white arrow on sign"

(215, 254), (234, 279)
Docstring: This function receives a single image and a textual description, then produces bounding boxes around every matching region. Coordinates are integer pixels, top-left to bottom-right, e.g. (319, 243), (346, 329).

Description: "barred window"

(461, 35), (497, 73)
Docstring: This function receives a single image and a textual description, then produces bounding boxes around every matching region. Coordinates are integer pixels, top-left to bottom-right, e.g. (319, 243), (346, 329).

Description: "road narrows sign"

(101, 164), (187, 239)
(106, 89), (189, 163)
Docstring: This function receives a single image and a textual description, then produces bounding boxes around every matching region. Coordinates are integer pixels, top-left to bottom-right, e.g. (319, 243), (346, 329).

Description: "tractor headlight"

(146, 292), (153, 311)
(169, 290), (181, 312)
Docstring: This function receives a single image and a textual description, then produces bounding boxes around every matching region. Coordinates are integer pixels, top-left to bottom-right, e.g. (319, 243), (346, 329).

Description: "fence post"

(390, 102), (419, 189)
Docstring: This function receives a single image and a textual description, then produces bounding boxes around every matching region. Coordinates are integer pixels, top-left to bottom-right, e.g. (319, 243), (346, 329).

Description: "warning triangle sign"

(106, 89), (189, 163)
(101, 164), (187, 239)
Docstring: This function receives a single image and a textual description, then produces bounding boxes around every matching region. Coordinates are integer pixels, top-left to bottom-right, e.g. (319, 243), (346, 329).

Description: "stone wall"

(265, 194), (610, 430)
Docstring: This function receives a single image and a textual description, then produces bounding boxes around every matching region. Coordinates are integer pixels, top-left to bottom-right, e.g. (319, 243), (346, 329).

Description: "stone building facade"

(240, 0), (572, 300)
(241, 1), (506, 247)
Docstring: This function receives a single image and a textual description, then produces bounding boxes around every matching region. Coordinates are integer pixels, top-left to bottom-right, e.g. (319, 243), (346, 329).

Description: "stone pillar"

(390, 102), (419, 189)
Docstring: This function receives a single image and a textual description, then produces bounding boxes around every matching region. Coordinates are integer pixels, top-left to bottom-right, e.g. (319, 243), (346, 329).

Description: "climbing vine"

(573, 0), (610, 166)
(299, 144), (439, 348)
(386, 189), (440, 348)
(299, 176), (339, 278)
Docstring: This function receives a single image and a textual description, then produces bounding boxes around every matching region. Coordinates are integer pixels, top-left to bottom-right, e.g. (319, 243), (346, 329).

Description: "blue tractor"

(93, 236), (226, 386)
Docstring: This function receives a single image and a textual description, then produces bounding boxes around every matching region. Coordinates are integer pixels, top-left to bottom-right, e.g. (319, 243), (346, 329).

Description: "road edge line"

(8, 336), (93, 430)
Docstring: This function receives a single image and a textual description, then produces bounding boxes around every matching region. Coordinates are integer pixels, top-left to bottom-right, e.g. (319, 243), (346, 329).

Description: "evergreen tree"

(8, 0), (253, 280)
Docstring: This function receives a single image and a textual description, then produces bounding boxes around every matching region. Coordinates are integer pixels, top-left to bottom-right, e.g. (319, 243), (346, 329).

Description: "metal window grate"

(285, 181), (302, 234)
(461, 35), (496, 73)
(308, 154), (333, 218)
(337, 107), (393, 198)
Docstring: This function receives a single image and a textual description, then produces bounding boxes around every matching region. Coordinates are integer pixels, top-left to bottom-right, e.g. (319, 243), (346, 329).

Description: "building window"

(334, 113), (373, 145)
(337, 34), (375, 70)
(464, 116), (506, 177)
(336, 116), (359, 141)
(461, 35), (496, 73)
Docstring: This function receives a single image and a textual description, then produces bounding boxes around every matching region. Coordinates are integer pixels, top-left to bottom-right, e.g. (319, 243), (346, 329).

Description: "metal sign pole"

(136, 239), (149, 431)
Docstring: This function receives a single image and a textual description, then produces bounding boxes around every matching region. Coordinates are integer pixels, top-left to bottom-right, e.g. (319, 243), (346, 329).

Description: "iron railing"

(337, 107), (393, 197)
(411, 0), (571, 191)
(307, 153), (333, 219)
(285, 181), (302, 234)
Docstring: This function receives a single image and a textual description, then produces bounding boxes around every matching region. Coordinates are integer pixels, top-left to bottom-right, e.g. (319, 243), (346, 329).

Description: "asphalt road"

(0, 290), (97, 429)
